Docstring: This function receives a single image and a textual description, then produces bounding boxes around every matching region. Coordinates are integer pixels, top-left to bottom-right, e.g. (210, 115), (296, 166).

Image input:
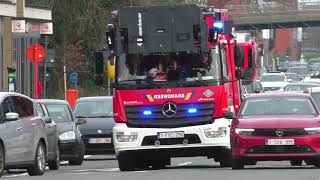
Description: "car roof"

(244, 92), (311, 99)
(0, 92), (32, 101)
(76, 96), (112, 102)
(285, 82), (320, 86)
(36, 99), (69, 105)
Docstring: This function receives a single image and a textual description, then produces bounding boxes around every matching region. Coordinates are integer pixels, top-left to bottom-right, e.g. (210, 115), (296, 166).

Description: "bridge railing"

(227, 1), (320, 15)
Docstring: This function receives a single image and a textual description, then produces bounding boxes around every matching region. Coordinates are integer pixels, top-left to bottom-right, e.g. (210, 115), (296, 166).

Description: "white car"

(260, 72), (289, 92)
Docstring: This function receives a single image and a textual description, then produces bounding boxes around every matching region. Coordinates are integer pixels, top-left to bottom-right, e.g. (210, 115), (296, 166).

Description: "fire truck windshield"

(116, 48), (223, 89)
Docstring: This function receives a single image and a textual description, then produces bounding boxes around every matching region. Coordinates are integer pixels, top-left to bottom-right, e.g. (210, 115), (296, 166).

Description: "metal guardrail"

(227, 2), (320, 15)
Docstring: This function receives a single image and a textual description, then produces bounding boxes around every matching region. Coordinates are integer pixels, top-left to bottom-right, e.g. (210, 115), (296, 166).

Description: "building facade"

(0, 0), (52, 97)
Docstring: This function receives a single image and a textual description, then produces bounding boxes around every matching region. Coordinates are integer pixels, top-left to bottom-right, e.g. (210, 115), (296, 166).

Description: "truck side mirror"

(234, 46), (244, 68)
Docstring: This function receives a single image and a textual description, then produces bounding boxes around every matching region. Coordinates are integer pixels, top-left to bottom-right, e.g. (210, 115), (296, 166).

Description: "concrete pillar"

(16, 0), (25, 17)
(3, 17), (12, 92)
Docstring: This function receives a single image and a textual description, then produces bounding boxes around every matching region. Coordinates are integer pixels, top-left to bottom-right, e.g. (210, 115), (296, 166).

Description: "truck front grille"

(125, 103), (214, 128)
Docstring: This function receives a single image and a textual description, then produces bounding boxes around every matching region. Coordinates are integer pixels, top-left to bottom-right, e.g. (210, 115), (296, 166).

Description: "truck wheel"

(27, 142), (46, 176)
(69, 140), (84, 166)
(118, 154), (135, 171)
(231, 158), (244, 170)
(290, 160), (302, 166)
(48, 147), (60, 170)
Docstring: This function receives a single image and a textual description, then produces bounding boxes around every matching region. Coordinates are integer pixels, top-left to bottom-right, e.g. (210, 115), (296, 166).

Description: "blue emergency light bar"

(213, 21), (224, 32)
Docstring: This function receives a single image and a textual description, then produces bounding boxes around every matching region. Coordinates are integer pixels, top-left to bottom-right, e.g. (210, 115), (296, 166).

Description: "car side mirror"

(44, 117), (52, 124)
(5, 112), (19, 121)
(223, 111), (234, 119)
(76, 119), (87, 125)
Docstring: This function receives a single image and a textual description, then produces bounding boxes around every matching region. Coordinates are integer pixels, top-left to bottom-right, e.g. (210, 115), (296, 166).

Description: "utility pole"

(43, 36), (48, 98)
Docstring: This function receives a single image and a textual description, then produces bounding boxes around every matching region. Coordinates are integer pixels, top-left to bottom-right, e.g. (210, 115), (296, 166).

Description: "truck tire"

(290, 160), (302, 166)
(69, 140), (84, 166)
(27, 142), (46, 176)
(231, 158), (244, 170)
(218, 149), (232, 167)
(48, 147), (60, 170)
(118, 154), (135, 171)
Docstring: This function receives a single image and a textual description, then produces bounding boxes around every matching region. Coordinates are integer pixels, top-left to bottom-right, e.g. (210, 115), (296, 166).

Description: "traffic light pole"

(43, 36), (48, 98)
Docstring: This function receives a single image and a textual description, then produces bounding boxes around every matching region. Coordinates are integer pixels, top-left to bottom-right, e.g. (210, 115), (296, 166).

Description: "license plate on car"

(158, 131), (184, 139)
(266, 139), (295, 145)
(89, 138), (112, 144)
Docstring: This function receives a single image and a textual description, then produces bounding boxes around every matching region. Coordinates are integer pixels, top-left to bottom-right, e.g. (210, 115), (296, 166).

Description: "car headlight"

(204, 127), (227, 138)
(116, 132), (138, 142)
(59, 131), (76, 141)
(304, 127), (320, 135)
(235, 128), (254, 135)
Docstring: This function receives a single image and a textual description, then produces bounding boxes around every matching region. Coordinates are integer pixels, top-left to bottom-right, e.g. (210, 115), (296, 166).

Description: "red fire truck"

(98, 4), (257, 171)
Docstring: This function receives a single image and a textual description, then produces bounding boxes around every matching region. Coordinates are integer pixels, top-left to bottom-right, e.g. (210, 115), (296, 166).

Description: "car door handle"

(16, 127), (23, 131)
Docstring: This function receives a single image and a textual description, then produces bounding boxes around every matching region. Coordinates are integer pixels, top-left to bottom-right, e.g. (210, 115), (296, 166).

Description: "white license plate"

(89, 138), (112, 144)
(266, 139), (295, 145)
(158, 131), (184, 139)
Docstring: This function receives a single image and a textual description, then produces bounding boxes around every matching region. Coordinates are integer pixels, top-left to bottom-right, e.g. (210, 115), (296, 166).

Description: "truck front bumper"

(113, 118), (231, 156)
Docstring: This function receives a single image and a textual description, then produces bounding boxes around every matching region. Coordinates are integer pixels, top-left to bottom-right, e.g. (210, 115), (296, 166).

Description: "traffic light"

(94, 51), (104, 86)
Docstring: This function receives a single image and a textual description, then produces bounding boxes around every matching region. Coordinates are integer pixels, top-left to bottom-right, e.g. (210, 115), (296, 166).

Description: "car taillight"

(113, 96), (128, 123)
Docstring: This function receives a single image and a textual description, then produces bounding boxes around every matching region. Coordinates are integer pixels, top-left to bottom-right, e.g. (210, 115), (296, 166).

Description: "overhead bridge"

(228, 3), (320, 30)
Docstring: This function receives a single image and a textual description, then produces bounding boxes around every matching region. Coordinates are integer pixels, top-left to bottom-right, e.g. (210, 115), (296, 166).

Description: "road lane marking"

(84, 155), (92, 159)
(67, 172), (95, 175)
(3, 173), (28, 178)
(60, 161), (69, 165)
(73, 168), (119, 172)
(177, 162), (192, 166)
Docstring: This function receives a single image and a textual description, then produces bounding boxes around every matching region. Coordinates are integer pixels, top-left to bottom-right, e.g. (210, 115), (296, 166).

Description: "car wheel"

(0, 144), (5, 177)
(290, 160), (302, 166)
(117, 154), (135, 171)
(48, 147), (60, 170)
(27, 142), (46, 176)
(69, 140), (84, 166)
(231, 158), (244, 170)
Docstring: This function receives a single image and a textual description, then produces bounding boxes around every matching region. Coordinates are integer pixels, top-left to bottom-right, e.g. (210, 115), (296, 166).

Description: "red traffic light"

(27, 44), (46, 63)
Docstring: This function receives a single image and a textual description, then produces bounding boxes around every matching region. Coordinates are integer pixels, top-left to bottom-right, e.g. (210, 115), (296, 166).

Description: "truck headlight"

(59, 131), (76, 141)
(304, 127), (320, 135)
(204, 127), (227, 138)
(116, 132), (138, 142)
(235, 128), (254, 135)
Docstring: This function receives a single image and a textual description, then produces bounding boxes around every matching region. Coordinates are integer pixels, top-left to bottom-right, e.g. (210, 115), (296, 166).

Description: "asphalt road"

(3, 155), (320, 180)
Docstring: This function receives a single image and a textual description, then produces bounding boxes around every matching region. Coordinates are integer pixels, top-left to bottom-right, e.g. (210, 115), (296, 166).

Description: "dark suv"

(38, 99), (86, 165)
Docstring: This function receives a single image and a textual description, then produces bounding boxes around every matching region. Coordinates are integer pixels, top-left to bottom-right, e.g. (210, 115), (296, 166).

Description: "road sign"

(70, 72), (78, 83)
(27, 44), (46, 63)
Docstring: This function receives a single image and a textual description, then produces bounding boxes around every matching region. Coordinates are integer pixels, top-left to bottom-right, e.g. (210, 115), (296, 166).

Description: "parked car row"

(0, 93), (114, 177)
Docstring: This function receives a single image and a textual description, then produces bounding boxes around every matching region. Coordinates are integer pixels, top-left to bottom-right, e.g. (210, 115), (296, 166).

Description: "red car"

(228, 93), (320, 169)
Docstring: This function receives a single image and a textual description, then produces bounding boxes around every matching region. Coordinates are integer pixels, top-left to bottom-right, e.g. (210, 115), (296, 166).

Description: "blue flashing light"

(213, 21), (224, 31)
(188, 108), (197, 114)
(143, 110), (152, 116)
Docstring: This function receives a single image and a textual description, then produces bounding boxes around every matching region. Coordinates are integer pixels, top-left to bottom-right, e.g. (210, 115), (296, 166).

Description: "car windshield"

(46, 104), (73, 122)
(285, 73), (300, 81)
(288, 67), (308, 75)
(116, 48), (223, 89)
(74, 100), (113, 118)
(284, 84), (318, 92)
(311, 92), (320, 108)
(241, 97), (316, 116)
(260, 75), (285, 82)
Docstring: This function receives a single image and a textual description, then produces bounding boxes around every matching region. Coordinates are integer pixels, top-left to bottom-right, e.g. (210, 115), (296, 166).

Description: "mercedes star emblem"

(275, 129), (284, 137)
(162, 102), (177, 117)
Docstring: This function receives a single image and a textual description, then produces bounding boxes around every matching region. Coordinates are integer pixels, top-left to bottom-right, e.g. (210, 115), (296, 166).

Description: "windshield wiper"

(75, 116), (88, 118)
(118, 79), (161, 88)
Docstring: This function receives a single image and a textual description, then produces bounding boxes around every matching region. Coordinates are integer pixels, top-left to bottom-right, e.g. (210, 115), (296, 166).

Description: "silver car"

(0, 92), (48, 177)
